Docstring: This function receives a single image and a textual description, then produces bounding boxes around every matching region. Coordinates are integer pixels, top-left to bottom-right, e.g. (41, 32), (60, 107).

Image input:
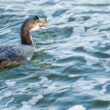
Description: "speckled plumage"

(0, 44), (35, 68)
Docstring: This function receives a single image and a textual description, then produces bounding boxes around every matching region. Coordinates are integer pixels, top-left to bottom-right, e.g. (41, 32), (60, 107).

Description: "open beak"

(31, 17), (47, 31)
(38, 17), (47, 28)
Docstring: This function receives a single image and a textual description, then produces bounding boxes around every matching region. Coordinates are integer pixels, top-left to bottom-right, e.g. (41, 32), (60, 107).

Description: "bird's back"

(0, 44), (35, 69)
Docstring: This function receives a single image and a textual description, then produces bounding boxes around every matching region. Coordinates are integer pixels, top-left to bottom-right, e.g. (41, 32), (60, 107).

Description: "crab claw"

(38, 17), (47, 27)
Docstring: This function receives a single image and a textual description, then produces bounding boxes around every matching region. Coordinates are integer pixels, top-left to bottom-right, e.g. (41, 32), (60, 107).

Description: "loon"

(0, 16), (47, 69)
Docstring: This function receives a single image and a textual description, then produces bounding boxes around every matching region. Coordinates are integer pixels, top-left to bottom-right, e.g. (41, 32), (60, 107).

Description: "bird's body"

(0, 44), (35, 68)
(0, 16), (47, 69)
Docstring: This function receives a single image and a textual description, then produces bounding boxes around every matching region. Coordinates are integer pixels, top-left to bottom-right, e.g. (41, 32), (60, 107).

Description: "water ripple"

(0, 0), (110, 110)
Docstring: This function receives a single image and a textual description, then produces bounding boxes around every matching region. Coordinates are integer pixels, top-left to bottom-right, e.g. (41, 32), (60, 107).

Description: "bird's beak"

(31, 17), (47, 31)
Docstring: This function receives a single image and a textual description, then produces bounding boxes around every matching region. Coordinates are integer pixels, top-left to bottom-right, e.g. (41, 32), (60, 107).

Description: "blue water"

(0, 0), (110, 110)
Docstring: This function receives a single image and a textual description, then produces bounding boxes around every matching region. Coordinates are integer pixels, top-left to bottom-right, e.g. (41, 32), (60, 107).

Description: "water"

(0, 0), (110, 110)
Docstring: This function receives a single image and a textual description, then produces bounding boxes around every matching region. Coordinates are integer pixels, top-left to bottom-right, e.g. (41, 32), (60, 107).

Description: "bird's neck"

(21, 29), (33, 45)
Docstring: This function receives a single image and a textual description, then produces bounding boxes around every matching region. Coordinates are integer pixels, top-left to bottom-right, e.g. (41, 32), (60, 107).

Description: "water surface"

(0, 0), (110, 110)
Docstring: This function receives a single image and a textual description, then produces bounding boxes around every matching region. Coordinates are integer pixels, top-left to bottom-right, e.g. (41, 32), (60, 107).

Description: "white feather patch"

(31, 25), (40, 31)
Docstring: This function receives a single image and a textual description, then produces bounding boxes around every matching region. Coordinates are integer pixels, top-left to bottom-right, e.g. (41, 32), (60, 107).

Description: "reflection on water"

(0, 0), (110, 110)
